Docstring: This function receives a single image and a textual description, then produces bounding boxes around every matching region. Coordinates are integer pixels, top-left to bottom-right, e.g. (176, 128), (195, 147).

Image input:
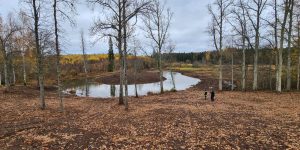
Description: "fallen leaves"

(0, 86), (299, 149)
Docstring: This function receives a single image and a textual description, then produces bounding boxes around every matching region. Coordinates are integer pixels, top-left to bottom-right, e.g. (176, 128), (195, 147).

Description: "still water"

(65, 71), (200, 98)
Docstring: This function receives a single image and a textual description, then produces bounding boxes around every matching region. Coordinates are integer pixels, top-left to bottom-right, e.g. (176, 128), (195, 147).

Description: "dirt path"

(0, 85), (299, 149)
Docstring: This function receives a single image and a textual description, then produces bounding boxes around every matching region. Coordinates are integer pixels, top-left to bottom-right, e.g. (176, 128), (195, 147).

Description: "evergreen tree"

(108, 36), (115, 72)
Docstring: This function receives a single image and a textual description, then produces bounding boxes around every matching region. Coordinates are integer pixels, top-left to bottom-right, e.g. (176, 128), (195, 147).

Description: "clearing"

(0, 73), (299, 149)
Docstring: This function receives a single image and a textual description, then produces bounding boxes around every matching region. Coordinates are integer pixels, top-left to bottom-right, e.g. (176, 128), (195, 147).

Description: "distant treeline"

(160, 47), (299, 65)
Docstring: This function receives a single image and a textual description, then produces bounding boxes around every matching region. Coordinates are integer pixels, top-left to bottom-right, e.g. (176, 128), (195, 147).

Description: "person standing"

(210, 88), (215, 102)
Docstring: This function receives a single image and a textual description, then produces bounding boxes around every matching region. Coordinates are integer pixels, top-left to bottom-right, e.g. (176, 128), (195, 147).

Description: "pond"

(64, 71), (201, 98)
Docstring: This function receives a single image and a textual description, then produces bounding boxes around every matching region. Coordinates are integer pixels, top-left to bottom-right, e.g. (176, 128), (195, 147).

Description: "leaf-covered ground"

(0, 86), (299, 149)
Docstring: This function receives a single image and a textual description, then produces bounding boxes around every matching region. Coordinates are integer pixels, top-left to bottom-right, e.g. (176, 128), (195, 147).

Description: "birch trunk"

(297, 16), (300, 90)
(122, 0), (128, 110)
(253, 8), (260, 91)
(231, 52), (234, 91)
(269, 54), (273, 90)
(118, 0), (124, 105)
(159, 48), (164, 93)
(274, 0), (279, 91)
(143, 0), (171, 94)
(81, 31), (88, 77)
(22, 49), (27, 86)
(170, 69), (176, 90)
(12, 66), (16, 85)
(242, 35), (246, 91)
(3, 56), (9, 87)
(134, 50), (138, 98)
(275, 50), (279, 90)
(297, 50), (300, 90)
(286, 0), (294, 91)
(219, 3), (223, 91)
(278, 0), (290, 92)
(53, 0), (64, 112)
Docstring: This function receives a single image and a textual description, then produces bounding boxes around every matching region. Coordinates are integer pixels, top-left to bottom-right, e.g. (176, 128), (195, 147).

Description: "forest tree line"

(208, 0), (300, 92)
(162, 47), (299, 65)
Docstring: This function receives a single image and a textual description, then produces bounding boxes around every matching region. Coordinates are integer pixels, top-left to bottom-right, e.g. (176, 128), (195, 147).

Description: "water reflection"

(65, 71), (200, 98)
(110, 85), (116, 97)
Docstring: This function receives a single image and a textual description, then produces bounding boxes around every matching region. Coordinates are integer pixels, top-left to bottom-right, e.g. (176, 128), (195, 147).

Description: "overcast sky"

(0, 0), (213, 54)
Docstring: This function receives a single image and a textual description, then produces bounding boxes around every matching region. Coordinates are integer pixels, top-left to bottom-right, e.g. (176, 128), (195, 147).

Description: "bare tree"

(21, 0), (48, 109)
(18, 12), (33, 86)
(33, 0), (46, 109)
(273, 0), (280, 91)
(80, 30), (89, 97)
(0, 14), (20, 89)
(143, 0), (173, 93)
(80, 30), (88, 78)
(122, 0), (129, 110)
(132, 39), (140, 98)
(286, 0), (294, 91)
(297, 14), (300, 90)
(229, 0), (248, 91)
(245, 0), (267, 90)
(14, 32), (27, 86)
(53, 0), (77, 112)
(88, 0), (150, 108)
(208, 0), (233, 91)
(15, 12), (30, 86)
(278, 0), (292, 92)
(165, 40), (176, 90)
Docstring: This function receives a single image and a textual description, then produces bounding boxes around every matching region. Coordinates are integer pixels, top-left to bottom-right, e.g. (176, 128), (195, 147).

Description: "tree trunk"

(219, 6), (223, 91)
(159, 48), (164, 93)
(170, 69), (176, 90)
(3, 55), (9, 88)
(219, 51), (223, 91)
(278, 0), (290, 92)
(81, 32), (89, 97)
(134, 50), (138, 98)
(119, 51), (124, 104)
(85, 78), (89, 97)
(81, 31), (88, 77)
(274, 0), (279, 91)
(123, 50), (128, 109)
(118, 0), (124, 105)
(269, 54), (273, 90)
(122, 0), (128, 110)
(33, 0), (45, 109)
(253, 8), (260, 90)
(22, 49), (27, 86)
(231, 51), (234, 91)
(297, 16), (300, 90)
(53, 0), (64, 112)
(297, 50), (300, 90)
(110, 85), (116, 97)
(286, 0), (294, 91)
(12, 66), (16, 85)
(242, 34), (246, 91)
(275, 49), (279, 90)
